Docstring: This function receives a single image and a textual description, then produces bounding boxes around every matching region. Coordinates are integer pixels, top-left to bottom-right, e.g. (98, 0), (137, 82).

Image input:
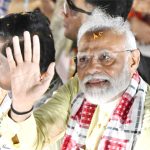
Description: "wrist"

(11, 104), (33, 115)
(9, 104), (33, 122)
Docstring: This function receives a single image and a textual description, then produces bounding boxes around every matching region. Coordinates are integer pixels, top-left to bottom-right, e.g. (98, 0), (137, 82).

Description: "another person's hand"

(6, 31), (55, 121)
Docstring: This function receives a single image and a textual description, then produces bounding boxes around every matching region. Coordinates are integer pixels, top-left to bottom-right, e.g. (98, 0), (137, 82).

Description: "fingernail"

(13, 36), (19, 41)
(24, 31), (29, 35)
(33, 35), (39, 40)
(6, 47), (11, 52)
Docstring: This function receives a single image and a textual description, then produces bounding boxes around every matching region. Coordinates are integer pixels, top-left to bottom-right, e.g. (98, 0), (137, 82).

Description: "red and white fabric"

(61, 93), (97, 150)
(98, 73), (147, 150)
(61, 72), (147, 150)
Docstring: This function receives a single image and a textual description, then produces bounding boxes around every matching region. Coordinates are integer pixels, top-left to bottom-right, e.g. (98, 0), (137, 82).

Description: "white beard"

(79, 63), (131, 105)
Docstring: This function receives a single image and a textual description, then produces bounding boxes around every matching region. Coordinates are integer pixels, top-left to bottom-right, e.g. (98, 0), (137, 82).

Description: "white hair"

(77, 8), (137, 50)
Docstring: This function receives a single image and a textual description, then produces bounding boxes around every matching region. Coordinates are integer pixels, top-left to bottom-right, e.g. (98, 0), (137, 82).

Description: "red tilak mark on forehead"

(93, 32), (103, 40)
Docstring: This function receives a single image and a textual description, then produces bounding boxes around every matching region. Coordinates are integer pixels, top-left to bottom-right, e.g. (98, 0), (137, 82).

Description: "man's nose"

(86, 61), (104, 75)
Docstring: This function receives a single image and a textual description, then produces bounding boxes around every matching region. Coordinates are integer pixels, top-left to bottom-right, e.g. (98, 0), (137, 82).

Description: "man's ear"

(129, 49), (140, 74)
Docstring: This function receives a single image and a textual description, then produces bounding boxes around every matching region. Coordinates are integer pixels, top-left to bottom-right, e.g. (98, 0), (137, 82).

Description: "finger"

(32, 35), (40, 64)
(32, 63), (55, 99)
(6, 47), (16, 71)
(47, 62), (55, 76)
(24, 31), (32, 62)
(41, 62), (55, 83)
(13, 36), (23, 65)
(0, 55), (1, 65)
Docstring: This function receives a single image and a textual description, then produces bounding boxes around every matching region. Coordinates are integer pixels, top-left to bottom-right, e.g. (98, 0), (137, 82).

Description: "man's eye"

(99, 52), (111, 61)
(99, 52), (115, 66)
(78, 56), (89, 63)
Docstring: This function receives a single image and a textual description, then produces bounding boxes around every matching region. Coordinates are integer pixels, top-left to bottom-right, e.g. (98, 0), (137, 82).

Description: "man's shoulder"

(68, 75), (79, 84)
(143, 84), (150, 128)
(64, 75), (79, 93)
(145, 84), (150, 105)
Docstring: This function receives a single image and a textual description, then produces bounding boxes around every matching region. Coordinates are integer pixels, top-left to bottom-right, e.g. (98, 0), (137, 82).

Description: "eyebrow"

(77, 51), (89, 56)
(78, 47), (91, 52)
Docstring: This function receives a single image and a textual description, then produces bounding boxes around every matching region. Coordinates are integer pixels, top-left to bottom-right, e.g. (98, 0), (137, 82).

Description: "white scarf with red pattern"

(61, 73), (147, 150)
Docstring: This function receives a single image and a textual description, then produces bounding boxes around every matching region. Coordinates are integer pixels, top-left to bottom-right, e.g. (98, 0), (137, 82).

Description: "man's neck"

(103, 91), (124, 104)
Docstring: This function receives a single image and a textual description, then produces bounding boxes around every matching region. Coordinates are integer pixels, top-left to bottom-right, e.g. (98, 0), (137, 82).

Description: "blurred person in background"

(8, 0), (57, 20)
(56, 0), (94, 83)
(128, 0), (150, 84)
(129, 0), (150, 56)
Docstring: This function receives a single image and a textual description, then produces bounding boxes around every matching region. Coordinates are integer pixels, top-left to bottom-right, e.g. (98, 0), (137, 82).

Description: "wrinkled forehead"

(78, 29), (126, 53)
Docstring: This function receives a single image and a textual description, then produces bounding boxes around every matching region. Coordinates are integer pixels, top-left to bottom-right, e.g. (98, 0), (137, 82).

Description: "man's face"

(63, 0), (93, 40)
(0, 40), (11, 90)
(77, 30), (132, 104)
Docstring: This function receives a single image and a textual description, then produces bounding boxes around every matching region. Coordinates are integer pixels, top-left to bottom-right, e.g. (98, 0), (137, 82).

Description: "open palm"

(6, 31), (55, 109)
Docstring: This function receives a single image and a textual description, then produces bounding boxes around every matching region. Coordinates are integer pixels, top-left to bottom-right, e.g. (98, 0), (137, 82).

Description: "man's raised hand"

(6, 31), (55, 120)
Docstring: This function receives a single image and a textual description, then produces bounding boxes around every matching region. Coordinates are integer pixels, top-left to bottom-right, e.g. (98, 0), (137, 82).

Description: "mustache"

(82, 73), (111, 84)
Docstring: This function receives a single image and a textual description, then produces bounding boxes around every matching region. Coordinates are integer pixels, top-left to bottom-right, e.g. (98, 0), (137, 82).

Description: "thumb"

(31, 62), (55, 101)
(41, 62), (55, 84)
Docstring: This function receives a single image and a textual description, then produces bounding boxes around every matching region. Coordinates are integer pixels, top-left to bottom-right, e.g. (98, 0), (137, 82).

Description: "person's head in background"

(8, 0), (57, 20)
(127, 0), (150, 85)
(0, 10), (55, 90)
(128, 0), (150, 45)
(62, 0), (93, 40)
(63, 0), (133, 41)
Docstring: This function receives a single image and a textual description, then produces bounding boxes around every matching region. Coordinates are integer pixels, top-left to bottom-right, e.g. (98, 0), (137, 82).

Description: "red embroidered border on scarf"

(98, 72), (147, 150)
(62, 100), (97, 150)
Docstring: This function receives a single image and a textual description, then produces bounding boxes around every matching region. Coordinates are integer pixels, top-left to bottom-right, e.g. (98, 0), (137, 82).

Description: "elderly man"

(1, 9), (150, 150)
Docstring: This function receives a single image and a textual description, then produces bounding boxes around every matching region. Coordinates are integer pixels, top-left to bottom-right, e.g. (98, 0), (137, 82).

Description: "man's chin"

(83, 87), (118, 105)
(84, 84), (109, 94)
